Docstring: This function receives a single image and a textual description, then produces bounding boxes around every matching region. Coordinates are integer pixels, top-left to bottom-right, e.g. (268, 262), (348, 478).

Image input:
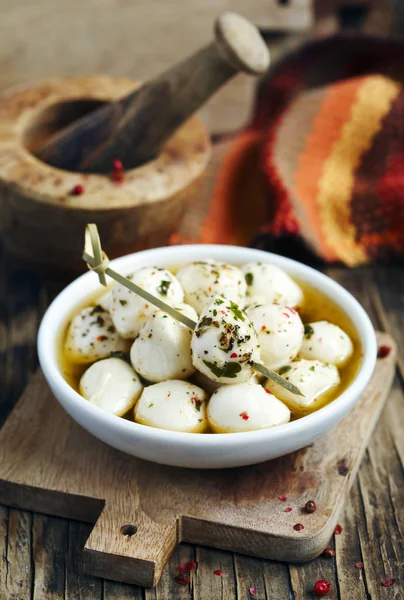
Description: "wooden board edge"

(81, 547), (158, 587)
(179, 514), (336, 563)
(0, 479), (104, 524)
(82, 519), (178, 588)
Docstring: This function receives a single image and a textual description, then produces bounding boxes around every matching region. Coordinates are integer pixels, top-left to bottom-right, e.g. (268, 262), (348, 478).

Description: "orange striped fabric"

(293, 78), (363, 262)
(173, 37), (404, 265)
(264, 74), (402, 265)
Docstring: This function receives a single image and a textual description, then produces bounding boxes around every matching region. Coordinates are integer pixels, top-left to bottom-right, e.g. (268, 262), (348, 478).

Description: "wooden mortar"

(0, 75), (211, 272)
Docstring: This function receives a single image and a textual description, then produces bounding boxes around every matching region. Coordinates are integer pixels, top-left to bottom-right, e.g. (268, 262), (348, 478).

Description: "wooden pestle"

(37, 12), (270, 173)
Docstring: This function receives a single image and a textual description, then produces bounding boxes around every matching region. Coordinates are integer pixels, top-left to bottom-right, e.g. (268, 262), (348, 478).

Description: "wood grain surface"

(1, 1), (403, 597)
(0, 254), (403, 599)
(0, 331), (396, 587)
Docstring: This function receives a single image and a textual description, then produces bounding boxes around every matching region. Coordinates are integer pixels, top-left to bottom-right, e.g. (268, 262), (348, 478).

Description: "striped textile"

(173, 35), (404, 265)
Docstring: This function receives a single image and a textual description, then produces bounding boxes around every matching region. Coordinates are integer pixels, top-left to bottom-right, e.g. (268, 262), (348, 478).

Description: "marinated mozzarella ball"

(191, 296), (259, 384)
(299, 321), (353, 367)
(134, 380), (208, 433)
(242, 262), (303, 308)
(176, 260), (246, 315)
(110, 267), (184, 338)
(207, 382), (290, 433)
(80, 357), (143, 416)
(265, 359), (340, 414)
(130, 304), (197, 382)
(64, 306), (127, 364)
(246, 304), (304, 370)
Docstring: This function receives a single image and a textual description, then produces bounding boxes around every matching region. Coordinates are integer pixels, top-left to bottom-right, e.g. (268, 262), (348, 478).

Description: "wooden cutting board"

(0, 332), (395, 588)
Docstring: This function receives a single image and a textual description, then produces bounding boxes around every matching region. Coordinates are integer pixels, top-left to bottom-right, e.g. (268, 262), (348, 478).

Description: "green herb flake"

(90, 304), (105, 315)
(193, 398), (202, 412)
(157, 280), (172, 296)
(90, 315), (105, 327)
(227, 301), (245, 322)
(200, 316), (213, 328)
(203, 360), (242, 379)
(279, 365), (292, 375)
(119, 299), (128, 306)
(304, 324), (314, 339)
(148, 403), (154, 408)
(245, 272), (254, 286)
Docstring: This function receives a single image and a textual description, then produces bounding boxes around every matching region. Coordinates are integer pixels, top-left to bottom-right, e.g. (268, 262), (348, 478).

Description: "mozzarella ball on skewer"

(110, 267), (184, 338)
(299, 321), (353, 367)
(246, 303), (304, 370)
(80, 357), (143, 416)
(265, 359), (340, 415)
(207, 382), (290, 433)
(241, 262), (303, 308)
(130, 304), (197, 382)
(176, 260), (246, 315)
(64, 306), (127, 364)
(134, 380), (208, 433)
(191, 296), (259, 384)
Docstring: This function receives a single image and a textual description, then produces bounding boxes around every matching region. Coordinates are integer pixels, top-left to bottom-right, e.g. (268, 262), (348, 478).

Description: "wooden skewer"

(37, 12), (270, 173)
(83, 224), (304, 396)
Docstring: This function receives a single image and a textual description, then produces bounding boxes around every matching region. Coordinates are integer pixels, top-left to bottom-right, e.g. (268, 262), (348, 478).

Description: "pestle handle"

(37, 12), (270, 173)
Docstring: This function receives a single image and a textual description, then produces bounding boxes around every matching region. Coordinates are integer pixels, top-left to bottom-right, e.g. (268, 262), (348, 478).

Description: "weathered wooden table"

(0, 247), (403, 600)
(0, 1), (403, 597)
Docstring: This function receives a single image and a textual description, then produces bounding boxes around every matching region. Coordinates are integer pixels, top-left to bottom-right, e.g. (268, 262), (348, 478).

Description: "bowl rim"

(38, 244), (377, 447)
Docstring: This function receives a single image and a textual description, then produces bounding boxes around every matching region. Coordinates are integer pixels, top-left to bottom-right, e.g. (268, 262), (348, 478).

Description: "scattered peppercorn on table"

(1, 0), (403, 597)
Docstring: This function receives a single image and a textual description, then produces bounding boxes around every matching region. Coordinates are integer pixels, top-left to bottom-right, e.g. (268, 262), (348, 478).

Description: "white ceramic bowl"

(38, 245), (376, 469)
